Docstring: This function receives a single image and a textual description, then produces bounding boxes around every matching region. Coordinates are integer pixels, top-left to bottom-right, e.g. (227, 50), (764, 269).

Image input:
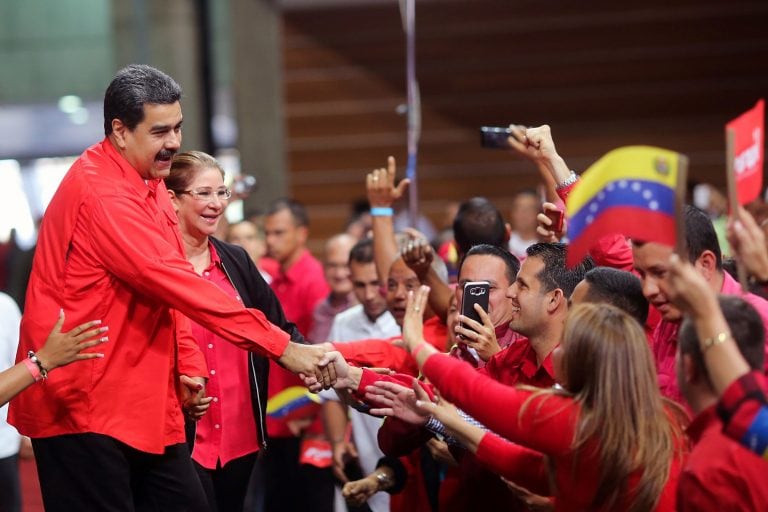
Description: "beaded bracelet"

(27, 351), (49, 380)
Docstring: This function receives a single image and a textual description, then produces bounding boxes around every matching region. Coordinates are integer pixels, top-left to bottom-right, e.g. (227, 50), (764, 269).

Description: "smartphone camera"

(480, 126), (513, 149)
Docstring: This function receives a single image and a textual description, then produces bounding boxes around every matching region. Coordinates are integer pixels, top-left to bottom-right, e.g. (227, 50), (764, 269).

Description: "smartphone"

(545, 208), (564, 233)
(459, 281), (490, 335)
(480, 126), (514, 149)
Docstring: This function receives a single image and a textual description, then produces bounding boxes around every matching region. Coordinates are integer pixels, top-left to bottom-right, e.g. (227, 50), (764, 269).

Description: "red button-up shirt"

(191, 243), (259, 469)
(9, 139), (289, 454)
(678, 404), (768, 511)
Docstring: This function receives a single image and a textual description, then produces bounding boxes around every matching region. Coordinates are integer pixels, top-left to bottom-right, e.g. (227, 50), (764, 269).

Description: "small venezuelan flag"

(566, 146), (683, 267)
(266, 386), (321, 420)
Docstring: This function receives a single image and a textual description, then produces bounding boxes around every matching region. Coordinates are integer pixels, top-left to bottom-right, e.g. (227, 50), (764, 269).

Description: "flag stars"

(649, 200), (659, 211)
(589, 202), (599, 213)
(618, 180), (628, 188)
(643, 189), (653, 200)
(631, 182), (642, 192)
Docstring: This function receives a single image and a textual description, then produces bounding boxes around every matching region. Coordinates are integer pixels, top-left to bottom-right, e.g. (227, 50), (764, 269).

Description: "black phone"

(459, 281), (490, 334)
(480, 126), (513, 149)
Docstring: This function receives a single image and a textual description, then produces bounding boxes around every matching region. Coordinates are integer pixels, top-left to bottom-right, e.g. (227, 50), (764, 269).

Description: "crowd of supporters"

(1, 64), (767, 512)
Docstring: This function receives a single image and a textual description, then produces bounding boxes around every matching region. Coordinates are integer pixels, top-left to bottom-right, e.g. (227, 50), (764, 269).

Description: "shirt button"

(236, 296), (242, 302)
(214, 424), (220, 429)
(207, 344), (214, 349)
(213, 397), (219, 403)
(204, 271), (210, 277)
(210, 370), (216, 375)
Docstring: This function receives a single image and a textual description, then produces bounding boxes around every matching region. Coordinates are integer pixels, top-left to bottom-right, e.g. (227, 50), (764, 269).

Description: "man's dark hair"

(461, 244), (520, 284)
(526, 242), (594, 297)
(684, 205), (722, 270)
(582, 267), (648, 325)
(103, 64), (182, 135)
(266, 198), (309, 227)
(452, 197), (507, 257)
(679, 296), (764, 387)
(349, 238), (374, 265)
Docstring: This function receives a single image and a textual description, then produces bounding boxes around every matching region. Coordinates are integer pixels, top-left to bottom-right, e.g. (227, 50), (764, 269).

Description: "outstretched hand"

(411, 380), (462, 434)
(279, 342), (337, 391)
(302, 350), (360, 392)
(366, 156), (409, 207)
(365, 380), (429, 425)
(35, 310), (108, 371)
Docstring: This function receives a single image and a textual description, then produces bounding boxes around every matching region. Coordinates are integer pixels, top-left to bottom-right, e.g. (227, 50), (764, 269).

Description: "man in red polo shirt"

(9, 65), (333, 512)
(676, 295), (768, 510)
(263, 198), (334, 512)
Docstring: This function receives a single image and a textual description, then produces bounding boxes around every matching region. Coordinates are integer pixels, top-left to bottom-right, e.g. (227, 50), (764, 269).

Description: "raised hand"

(365, 380), (429, 425)
(402, 285), (430, 352)
(659, 254), (718, 318)
(410, 380), (462, 435)
(456, 303), (500, 362)
(401, 236), (434, 280)
(366, 156), (409, 207)
(727, 206), (768, 282)
(536, 202), (568, 242)
(35, 310), (108, 371)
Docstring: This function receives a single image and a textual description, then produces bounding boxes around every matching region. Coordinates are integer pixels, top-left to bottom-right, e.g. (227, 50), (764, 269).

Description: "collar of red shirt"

(101, 137), (160, 199)
(506, 337), (557, 381)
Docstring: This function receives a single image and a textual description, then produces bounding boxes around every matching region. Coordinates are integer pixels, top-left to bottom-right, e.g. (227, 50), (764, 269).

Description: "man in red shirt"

(676, 295), (768, 510)
(263, 198), (335, 512)
(9, 65), (333, 512)
(633, 206), (768, 403)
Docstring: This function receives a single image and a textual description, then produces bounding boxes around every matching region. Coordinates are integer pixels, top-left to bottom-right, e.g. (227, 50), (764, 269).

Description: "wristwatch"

(375, 469), (393, 490)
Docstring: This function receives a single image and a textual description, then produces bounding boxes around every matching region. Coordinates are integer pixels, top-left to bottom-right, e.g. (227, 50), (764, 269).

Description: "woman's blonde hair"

(164, 150), (225, 192)
(526, 303), (685, 511)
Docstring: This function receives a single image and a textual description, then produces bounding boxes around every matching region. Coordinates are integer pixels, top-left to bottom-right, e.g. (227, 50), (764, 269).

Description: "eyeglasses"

(178, 188), (232, 202)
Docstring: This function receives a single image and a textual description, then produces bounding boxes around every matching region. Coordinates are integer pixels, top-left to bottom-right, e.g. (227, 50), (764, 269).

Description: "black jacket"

(194, 237), (305, 450)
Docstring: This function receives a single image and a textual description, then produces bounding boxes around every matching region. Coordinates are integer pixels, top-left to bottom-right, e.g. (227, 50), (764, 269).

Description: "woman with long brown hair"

(395, 285), (688, 511)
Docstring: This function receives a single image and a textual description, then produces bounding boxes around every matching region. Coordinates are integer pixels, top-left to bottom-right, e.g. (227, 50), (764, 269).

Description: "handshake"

(278, 342), (361, 393)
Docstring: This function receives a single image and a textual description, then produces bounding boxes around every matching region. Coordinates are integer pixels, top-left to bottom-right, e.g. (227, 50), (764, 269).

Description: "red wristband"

(412, 341), (430, 359)
(22, 357), (43, 382)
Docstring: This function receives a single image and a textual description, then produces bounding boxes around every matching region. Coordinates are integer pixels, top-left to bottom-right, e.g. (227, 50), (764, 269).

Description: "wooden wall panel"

(281, 0), (768, 250)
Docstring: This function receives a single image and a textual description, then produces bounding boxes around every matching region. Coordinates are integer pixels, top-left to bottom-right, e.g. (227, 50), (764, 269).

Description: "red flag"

(726, 100), (764, 205)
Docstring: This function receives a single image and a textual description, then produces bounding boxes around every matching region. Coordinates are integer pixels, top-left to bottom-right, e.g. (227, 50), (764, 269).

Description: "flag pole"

(400, 0), (421, 228)
(674, 153), (689, 259)
(725, 127), (750, 290)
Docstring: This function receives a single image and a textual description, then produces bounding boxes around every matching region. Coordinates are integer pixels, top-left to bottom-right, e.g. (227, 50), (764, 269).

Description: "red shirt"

(9, 139), (289, 454)
(191, 243), (259, 469)
(678, 405), (768, 511)
(332, 316), (448, 376)
(422, 353), (684, 512)
(267, 249), (329, 438)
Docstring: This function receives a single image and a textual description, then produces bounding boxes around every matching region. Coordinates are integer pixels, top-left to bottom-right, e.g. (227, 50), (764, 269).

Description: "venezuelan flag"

(266, 386), (321, 420)
(566, 146), (682, 267)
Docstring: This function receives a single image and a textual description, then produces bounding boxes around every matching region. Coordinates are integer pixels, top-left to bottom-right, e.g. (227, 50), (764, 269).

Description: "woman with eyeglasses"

(165, 151), (305, 512)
